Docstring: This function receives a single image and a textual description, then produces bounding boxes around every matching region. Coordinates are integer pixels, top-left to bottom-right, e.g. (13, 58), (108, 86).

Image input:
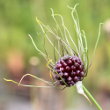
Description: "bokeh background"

(0, 0), (110, 110)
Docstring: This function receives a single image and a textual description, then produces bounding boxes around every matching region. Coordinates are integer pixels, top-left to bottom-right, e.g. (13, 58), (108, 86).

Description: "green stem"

(83, 85), (103, 110)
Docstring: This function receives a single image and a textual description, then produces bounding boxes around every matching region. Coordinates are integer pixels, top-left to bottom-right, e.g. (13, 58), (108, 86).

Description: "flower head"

(4, 4), (102, 90)
(28, 4), (89, 88)
(4, 4), (103, 110)
(54, 55), (85, 87)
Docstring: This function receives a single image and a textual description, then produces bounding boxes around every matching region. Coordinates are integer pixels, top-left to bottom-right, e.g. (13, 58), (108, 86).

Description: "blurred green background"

(0, 0), (110, 110)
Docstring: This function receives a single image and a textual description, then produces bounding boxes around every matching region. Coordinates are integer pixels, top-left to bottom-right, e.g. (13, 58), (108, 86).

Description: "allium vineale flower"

(4, 4), (103, 110)
(28, 5), (90, 89)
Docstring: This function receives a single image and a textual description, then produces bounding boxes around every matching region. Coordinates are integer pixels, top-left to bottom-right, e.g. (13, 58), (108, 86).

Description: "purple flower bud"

(54, 55), (85, 87)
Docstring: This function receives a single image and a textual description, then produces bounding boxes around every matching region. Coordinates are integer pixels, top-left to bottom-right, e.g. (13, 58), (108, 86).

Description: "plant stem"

(83, 85), (103, 110)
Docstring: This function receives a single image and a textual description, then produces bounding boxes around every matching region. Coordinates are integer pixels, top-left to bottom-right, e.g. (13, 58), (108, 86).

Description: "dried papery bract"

(4, 4), (103, 110)
(76, 81), (91, 104)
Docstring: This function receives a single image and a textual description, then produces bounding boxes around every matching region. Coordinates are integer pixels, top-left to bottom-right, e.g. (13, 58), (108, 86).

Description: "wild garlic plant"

(4, 4), (103, 110)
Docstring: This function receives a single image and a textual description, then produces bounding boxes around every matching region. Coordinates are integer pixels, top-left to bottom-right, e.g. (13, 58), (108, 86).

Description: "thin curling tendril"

(3, 78), (54, 88)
